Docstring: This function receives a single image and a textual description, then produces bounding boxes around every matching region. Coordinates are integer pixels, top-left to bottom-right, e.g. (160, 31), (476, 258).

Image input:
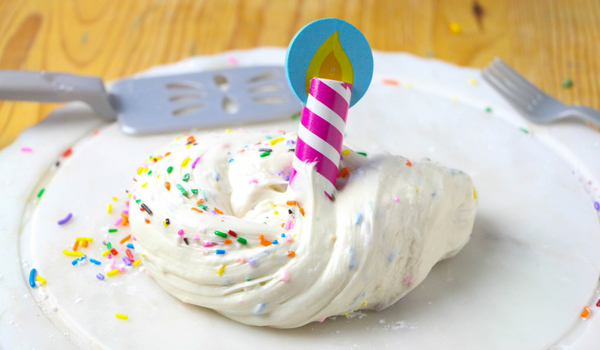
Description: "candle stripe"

(319, 79), (353, 101)
(296, 140), (337, 179)
(292, 156), (336, 195)
(289, 166), (297, 185)
(317, 173), (336, 195)
(297, 124), (340, 165)
(293, 140), (339, 183)
(305, 97), (347, 133)
(310, 79), (350, 121)
(300, 110), (344, 153)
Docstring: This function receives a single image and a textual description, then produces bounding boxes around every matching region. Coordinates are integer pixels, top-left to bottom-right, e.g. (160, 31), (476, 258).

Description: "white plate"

(1, 48), (600, 350)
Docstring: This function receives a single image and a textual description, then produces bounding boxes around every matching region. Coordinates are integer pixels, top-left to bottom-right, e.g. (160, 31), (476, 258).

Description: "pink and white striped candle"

(289, 77), (352, 197)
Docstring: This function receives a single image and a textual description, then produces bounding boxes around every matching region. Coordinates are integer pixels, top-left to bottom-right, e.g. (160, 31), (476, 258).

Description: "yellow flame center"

(305, 31), (353, 94)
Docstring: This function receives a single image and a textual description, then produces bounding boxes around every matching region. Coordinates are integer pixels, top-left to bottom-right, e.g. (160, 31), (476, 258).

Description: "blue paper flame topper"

(285, 18), (373, 108)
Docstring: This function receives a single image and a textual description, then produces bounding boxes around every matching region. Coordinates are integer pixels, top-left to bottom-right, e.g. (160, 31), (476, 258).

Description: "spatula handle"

(0, 70), (117, 121)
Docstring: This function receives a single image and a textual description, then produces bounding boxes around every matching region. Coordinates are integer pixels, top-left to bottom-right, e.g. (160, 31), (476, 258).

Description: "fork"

(482, 58), (600, 129)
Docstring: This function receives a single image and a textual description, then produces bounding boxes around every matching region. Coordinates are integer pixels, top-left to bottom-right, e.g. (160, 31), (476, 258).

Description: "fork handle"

(0, 70), (117, 121)
(560, 106), (600, 129)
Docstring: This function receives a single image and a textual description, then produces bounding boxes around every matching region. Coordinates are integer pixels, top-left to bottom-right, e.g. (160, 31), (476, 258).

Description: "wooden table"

(1, 0), (598, 149)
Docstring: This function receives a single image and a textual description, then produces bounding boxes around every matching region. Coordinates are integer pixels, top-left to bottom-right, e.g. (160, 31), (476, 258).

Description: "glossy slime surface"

(129, 131), (477, 328)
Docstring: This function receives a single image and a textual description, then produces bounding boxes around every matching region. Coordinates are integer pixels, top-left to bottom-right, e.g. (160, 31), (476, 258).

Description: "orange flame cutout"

(305, 31), (353, 94)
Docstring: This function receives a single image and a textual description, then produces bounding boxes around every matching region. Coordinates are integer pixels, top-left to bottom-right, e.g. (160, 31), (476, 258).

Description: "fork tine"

(483, 67), (533, 109)
(487, 62), (538, 103)
(491, 58), (543, 98)
(482, 67), (530, 113)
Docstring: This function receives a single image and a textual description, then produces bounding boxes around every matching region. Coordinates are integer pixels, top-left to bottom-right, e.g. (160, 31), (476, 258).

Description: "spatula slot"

(247, 72), (276, 83)
(109, 66), (300, 134)
(252, 96), (285, 104)
(172, 104), (204, 116)
(213, 75), (229, 91)
(221, 96), (238, 114)
(248, 84), (281, 93)
(169, 94), (203, 102)
(165, 82), (202, 90)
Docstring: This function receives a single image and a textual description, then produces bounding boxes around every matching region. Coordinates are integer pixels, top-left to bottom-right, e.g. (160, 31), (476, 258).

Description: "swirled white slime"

(129, 131), (477, 328)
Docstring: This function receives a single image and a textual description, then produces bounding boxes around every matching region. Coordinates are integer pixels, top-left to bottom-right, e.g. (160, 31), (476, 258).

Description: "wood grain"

(0, 0), (598, 148)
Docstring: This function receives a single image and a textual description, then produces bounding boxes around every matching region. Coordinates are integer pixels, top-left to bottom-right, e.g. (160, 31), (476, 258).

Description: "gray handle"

(0, 70), (117, 121)
(557, 106), (600, 129)
(569, 106), (600, 129)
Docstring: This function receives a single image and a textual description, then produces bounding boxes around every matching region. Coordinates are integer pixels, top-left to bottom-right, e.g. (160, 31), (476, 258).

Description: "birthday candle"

(290, 78), (352, 197)
(285, 18), (372, 198)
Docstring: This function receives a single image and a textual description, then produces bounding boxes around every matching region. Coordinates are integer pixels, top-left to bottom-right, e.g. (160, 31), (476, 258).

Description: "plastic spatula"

(0, 66), (302, 134)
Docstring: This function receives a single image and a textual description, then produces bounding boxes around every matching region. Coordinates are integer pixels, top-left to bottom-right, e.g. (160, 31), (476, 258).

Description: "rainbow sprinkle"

(355, 213), (363, 225)
(72, 256), (86, 265)
(269, 137), (284, 145)
(382, 79), (399, 86)
(448, 22), (462, 33)
(253, 303), (266, 315)
(57, 213), (73, 225)
(63, 250), (84, 257)
(176, 184), (188, 196)
(115, 313), (128, 320)
(192, 157), (201, 168)
(214, 230), (227, 238)
(562, 77), (573, 89)
(29, 268), (37, 288)
(582, 306), (590, 318)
